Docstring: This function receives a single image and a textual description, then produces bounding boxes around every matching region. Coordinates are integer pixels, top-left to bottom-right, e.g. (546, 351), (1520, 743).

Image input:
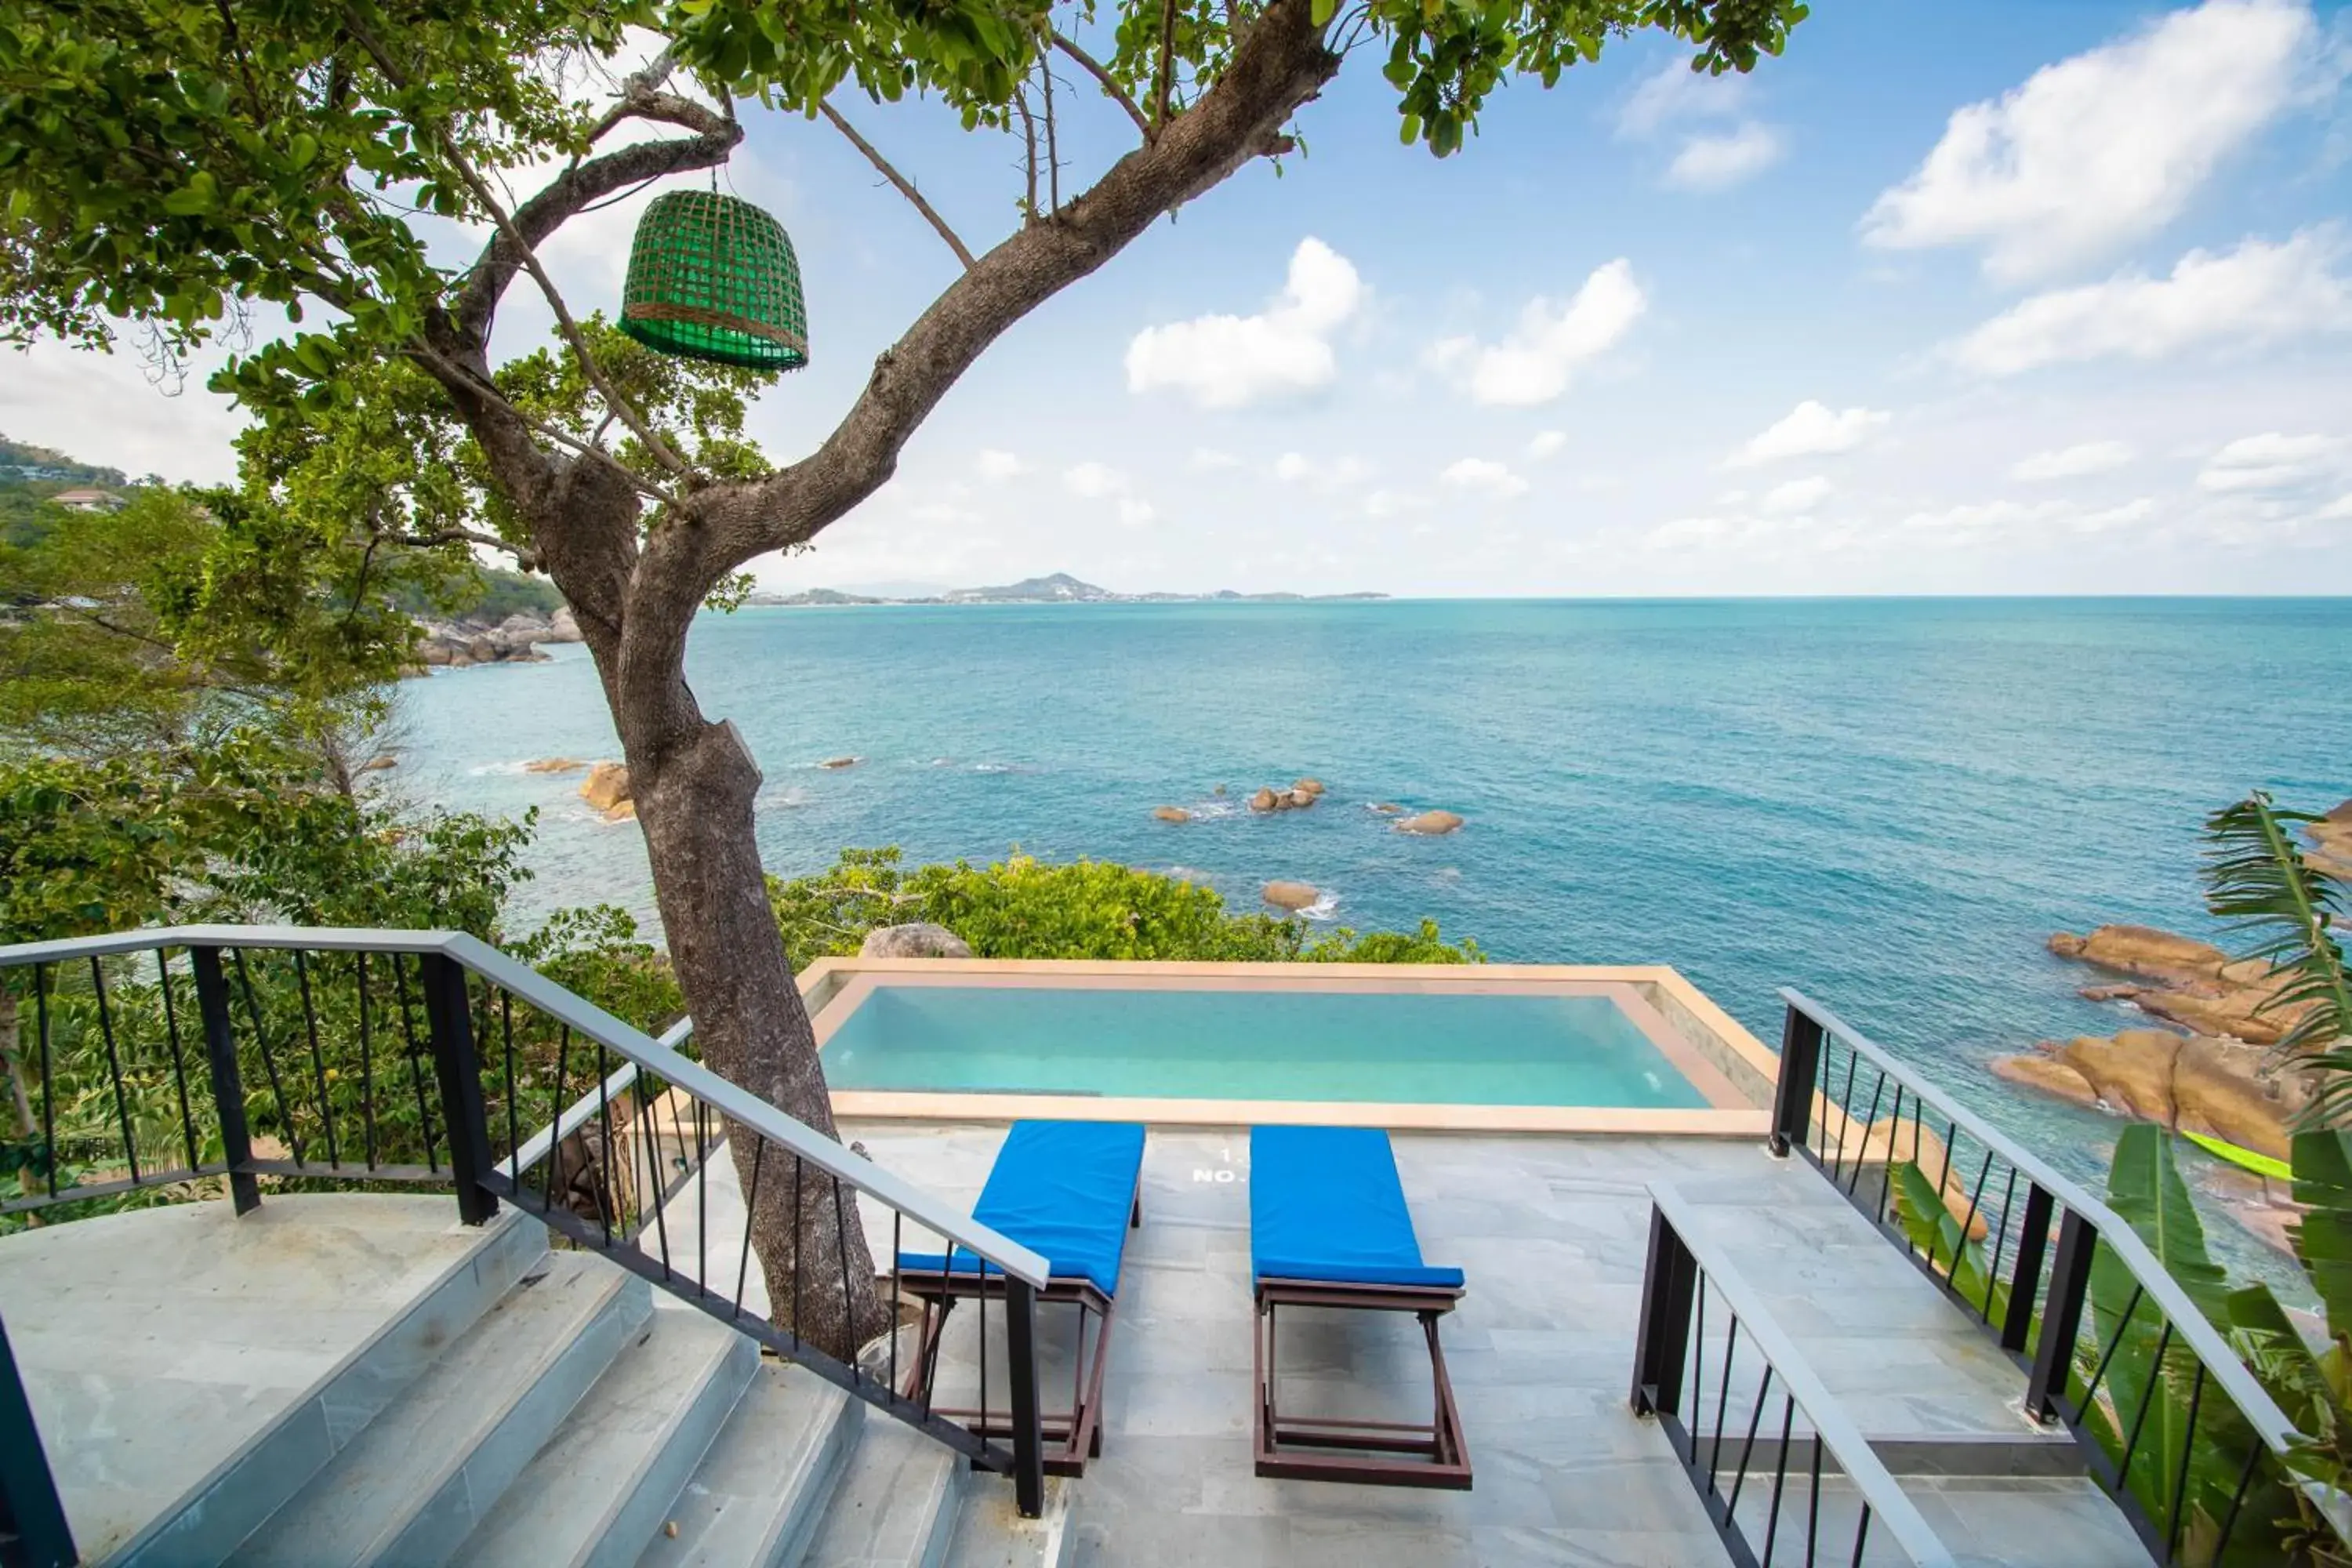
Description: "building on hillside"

(51, 487), (125, 512)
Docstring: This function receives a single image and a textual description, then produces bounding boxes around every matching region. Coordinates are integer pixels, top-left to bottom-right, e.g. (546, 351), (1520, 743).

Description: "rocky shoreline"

(408, 606), (581, 671)
(1983, 804), (2346, 1249)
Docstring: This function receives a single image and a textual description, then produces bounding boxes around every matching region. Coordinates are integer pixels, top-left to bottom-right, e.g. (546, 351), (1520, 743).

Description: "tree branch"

(452, 111), (741, 347)
(1154, 0), (1180, 129)
(1052, 31), (1151, 139)
(341, 16), (698, 481)
(1013, 88), (1040, 221)
(401, 342), (675, 505)
(392, 524), (543, 572)
(819, 101), (977, 269)
(688, 0), (1336, 582)
(1042, 51), (1061, 213)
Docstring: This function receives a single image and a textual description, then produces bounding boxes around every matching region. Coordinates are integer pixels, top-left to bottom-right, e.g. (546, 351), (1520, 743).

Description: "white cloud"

(1759, 475), (1832, 514)
(1862, 0), (2318, 282)
(1364, 489), (1426, 519)
(1116, 497), (1158, 528)
(1426, 260), (1646, 407)
(2012, 441), (2137, 481)
(2196, 431), (2348, 490)
(1439, 458), (1530, 501)
(976, 448), (1026, 481)
(1273, 452), (1371, 492)
(1526, 430), (1567, 461)
(1618, 60), (1749, 137)
(1063, 461), (1130, 499)
(1728, 401), (1891, 466)
(1189, 447), (1242, 470)
(1620, 61), (1784, 192)
(1125, 238), (1367, 409)
(1668, 123), (1786, 190)
(1951, 230), (2352, 376)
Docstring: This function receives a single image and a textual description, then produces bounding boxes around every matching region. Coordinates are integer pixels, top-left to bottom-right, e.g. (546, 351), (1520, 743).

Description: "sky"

(7, 0), (2352, 597)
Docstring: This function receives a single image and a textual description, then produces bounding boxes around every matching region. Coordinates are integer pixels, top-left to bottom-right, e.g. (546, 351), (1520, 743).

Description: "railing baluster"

(499, 993), (522, 1204)
(891, 1210), (903, 1398)
(1804, 1417), (1822, 1568)
(1846, 1069), (1886, 1198)
(2165, 1362), (2207, 1562)
(1770, 1002), (1824, 1157)
(637, 1075), (673, 1278)
(1830, 1045), (1859, 1186)
(233, 950), (303, 1166)
(32, 962), (55, 1200)
(791, 1154), (804, 1351)
(1708, 1313), (1737, 1498)
(2112, 1317), (2175, 1493)
(546, 1022), (572, 1213)
(1875, 1084), (1905, 1232)
(356, 952), (379, 1171)
(157, 948), (201, 1176)
(1849, 1504), (1871, 1568)
(695, 1098), (710, 1299)
(1760, 1388), (1795, 1566)
(392, 955), (439, 1173)
(293, 952), (339, 1168)
(1980, 1162), (2018, 1324)
(1722, 1362), (1773, 1519)
(88, 956), (138, 1184)
(593, 1043), (615, 1247)
(2215, 1435), (2264, 1555)
(737, 1138), (765, 1318)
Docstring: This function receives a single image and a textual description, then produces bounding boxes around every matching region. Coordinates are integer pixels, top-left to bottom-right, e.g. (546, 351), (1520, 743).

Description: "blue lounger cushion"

(1250, 1126), (1465, 1290)
(898, 1120), (1146, 1298)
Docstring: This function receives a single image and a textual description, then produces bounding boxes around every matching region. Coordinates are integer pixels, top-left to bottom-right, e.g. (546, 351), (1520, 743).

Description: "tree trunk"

(0, 986), (33, 1142)
(626, 705), (891, 1363)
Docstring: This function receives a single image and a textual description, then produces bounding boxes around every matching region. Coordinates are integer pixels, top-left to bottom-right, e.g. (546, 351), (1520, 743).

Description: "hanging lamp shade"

(619, 191), (808, 371)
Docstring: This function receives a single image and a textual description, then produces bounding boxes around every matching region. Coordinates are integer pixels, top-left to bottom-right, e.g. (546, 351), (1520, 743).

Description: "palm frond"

(2204, 792), (2352, 1126)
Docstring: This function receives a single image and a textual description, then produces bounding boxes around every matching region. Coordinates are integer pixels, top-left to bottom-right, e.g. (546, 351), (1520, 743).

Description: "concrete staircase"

(2, 1195), (1069, 1568)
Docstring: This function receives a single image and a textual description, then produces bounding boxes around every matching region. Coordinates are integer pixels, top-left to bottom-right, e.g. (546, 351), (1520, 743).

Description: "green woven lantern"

(619, 191), (808, 371)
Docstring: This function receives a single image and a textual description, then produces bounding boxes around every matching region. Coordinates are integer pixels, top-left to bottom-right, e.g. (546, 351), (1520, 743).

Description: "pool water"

(818, 984), (1711, 1108)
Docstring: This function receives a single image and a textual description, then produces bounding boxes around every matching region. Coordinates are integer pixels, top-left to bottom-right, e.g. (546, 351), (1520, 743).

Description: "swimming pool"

(807, 967), (1763, 1124)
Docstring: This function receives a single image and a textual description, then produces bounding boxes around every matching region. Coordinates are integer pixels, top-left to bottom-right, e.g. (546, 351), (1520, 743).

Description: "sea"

(397, 597), (2352, 1248)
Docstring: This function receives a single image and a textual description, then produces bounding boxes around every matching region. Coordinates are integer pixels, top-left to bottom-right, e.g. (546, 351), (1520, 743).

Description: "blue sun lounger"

(1250, 1125), (1471, 1488)
(895, 1120), (1146, 1475)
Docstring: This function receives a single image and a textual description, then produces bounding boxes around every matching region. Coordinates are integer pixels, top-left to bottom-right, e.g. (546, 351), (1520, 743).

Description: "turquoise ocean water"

(399, 597), (2351, 1212)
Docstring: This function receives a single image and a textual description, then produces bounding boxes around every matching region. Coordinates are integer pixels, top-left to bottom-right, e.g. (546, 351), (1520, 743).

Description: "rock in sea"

(1395, 809), (1464, 836)
(579, 760), (633, 821)
(859, 924), (973, 959)
(1153, 806), (1191, 823)
(1261, 880), (1322, 913)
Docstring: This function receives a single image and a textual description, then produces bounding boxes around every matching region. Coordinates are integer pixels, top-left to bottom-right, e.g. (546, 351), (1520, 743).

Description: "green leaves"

(2204, 792), (2352, 1125)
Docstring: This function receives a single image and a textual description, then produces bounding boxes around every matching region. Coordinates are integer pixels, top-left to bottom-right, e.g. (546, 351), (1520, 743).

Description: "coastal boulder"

(818, 756), (861, 769)
(1990, 1054), (2100, 1109)
(2047, 925), (2230, 986)
(1153, 806), (1192, 823)
(2051, 1030), (2183, 1123)
(2307, 801), (2352, 880)
(1395, 810), (1464, 836)
(1249, 788), (1280, 812)
(1262, 880), (1322, 913)
(580, 761), (633, 819)
(1292, 779), (1326, 798)
(859, 924), (973, 959)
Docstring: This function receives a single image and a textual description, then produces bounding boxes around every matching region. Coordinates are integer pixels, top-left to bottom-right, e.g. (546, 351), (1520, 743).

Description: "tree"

(1, 0), (1806, 1358)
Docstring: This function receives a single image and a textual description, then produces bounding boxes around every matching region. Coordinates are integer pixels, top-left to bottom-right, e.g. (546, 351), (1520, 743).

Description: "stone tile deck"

(833, 1123), (2143, 1568)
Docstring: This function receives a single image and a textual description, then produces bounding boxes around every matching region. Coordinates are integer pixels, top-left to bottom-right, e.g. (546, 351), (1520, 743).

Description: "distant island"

(743, 572), (1389, 607)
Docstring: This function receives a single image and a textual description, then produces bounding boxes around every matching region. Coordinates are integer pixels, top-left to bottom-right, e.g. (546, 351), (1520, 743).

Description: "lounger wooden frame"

(1252, 1276), (1472, 1489)
(895, 1191), (1141, 1478)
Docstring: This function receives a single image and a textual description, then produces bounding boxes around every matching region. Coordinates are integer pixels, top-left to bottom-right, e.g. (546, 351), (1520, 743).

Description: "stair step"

(236, 1251), (651, 1568)
(637, 1362), (862, 1568)
(801, 1417), (967, 1568)
(113, 1201), (546, 1568)
(451, 1298), (758, 1568)
(946, 1478), (1076, 1568)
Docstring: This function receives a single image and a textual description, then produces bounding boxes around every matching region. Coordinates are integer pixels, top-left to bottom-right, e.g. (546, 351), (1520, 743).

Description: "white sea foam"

(1299, 892), (1339, 921)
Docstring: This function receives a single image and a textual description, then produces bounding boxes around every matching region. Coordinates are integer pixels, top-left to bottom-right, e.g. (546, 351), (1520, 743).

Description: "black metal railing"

(1632, 1181), (1957, 1568)
(1770, 986), (2341, 1566)
(0, 925), (1051, 1565)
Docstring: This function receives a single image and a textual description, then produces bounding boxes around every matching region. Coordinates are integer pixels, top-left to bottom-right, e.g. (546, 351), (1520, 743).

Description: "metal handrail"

(0, 924), (1049, 1288)
(1639, 1181), (1958, 1568)
(1779, 985), (2299, 1457)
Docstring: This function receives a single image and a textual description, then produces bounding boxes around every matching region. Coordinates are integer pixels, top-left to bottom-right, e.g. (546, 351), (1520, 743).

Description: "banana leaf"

(1889, 1159), (2010, 1327)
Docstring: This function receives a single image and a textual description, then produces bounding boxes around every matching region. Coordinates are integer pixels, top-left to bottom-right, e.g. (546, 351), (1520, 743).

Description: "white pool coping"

(797, 958), (1777, 1138)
